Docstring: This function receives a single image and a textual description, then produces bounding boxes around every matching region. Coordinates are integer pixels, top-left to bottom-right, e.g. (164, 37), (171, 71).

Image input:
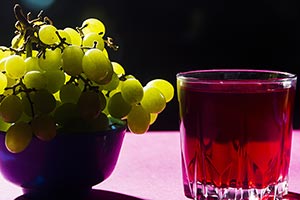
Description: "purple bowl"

(0, 124), (126, 199)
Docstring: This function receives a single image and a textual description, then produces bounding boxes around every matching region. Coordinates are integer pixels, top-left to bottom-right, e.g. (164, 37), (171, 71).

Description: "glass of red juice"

(177, 69), (297, 200)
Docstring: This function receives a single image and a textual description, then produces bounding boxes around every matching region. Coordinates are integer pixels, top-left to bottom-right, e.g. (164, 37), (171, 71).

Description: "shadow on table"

(14, 188), (148, 200)
(89, 189), (148, 200)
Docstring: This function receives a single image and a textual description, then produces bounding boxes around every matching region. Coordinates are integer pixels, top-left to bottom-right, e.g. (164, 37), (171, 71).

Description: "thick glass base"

(184, 181), (288, 200)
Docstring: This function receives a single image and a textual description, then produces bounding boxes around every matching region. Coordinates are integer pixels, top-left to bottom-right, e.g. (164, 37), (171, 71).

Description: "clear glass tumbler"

(177, 69), (297, 199)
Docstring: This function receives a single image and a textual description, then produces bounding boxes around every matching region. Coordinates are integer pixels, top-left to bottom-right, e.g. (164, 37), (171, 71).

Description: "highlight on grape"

(0, 4), (174, 153)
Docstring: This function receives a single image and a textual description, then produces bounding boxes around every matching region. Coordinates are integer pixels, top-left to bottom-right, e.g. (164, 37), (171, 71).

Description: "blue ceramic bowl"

(0, 124), (126, 199)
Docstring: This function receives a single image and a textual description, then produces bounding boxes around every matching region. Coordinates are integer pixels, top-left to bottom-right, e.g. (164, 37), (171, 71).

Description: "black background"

(1, 0), (300, 130)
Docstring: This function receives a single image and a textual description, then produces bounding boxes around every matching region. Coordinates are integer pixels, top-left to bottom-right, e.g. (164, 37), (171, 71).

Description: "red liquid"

(179, 82), (295, 191)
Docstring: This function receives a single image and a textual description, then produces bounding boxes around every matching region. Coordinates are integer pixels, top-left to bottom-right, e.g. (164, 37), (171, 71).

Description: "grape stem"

(76, 22), (119, 51)
(13, 4), (65, 59)
(66, 75), (99, 92)
(12, 4), (37, 57)
(25, 39), (32, 57)
(0, 46), (10, 52)
(4, 79), (36, 117)
(76, 24), (87, 37)
(55, 31), (71, 47)
(14, 4), (30, 28)
(19, 80), (35, 117)
(104, 37), (119, 51)
(77, 75), (99, 92)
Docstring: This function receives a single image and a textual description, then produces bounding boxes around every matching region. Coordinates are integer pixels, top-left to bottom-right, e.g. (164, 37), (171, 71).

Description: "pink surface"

(0, 131), (299, 200)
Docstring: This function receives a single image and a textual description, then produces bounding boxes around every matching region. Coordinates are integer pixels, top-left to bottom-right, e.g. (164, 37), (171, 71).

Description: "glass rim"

(176, 69), (297, 84)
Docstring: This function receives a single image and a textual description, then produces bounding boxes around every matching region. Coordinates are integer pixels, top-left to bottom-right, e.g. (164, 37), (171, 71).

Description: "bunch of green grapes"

(0, 4), (174, 153)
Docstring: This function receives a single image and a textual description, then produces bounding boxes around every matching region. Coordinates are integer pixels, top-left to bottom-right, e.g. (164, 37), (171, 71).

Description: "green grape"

(20, 92), (34, 117)
(76, 75), (86, 91)
(57, 29), (71, 44)
(0, 120), (10, 132)
(82, 48), (113, 84)
(102, 48), (109, 58)
(0, 57), (8, 71)
(108, 87), (121, 98)
(102, 72), (119, 91)
(0, 95), (23, 123)
(5, 55), (26, 79)
(77, 90), (101, 119)
(0, 47), (11, 60)
(102, 101), (109, 115)
(127, 104), (150, 134)
(54, 102), (80, 126)
(23, 70), (47, 90)
(112, 61), (125, 76)
(81, 18), (105, 36)
(59, 83), (81, 104)
(64, 27), (82, 46)
(31, 115), (56, 141)
(150, 113), (158, 125)
(121, 78), (144, 104)
(0, 72), (7, 94)
(98, 91), (107, 111)
(44, 70), (65, 93)
(38, 24), (59, 45)
(18, 112), (32, 123)
(33, 89), (56, 114)
(38, 48), (62, 71)
(3, 76), (16, 96)
(5, 121), (33, 153)
(25, 57), (41, 72)
(124, 74), (136, 80)
(140, 87), (166, 113)
(108, 92), (131, 119)
(62, 45), (83, 76)
(95, 67), (113, 85)
(86, 112), (109, 131)
(146, 79), (174, 102)
(82, 32), (105, 50)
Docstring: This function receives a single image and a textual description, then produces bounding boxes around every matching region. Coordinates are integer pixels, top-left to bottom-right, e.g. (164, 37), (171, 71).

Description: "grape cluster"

(0, 4), (174, 153)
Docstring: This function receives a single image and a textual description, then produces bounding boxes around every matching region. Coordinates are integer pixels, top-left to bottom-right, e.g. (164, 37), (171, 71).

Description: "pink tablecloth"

(0, 131), (299, 200)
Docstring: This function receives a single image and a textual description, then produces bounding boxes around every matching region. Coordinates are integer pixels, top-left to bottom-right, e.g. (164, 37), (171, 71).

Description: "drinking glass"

(176, 69), (297, 199)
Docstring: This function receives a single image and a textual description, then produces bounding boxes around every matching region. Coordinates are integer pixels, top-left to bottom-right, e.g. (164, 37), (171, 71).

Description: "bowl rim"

(0, 122), (127, 138)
